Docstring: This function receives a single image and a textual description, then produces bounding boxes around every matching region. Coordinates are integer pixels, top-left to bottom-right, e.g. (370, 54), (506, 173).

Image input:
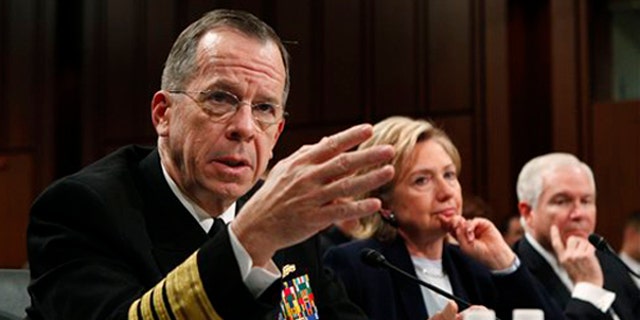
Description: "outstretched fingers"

(317, 197), (385, 225)
(313, 144), (395, 183)
(298, 124), (375, 164)
(316, 164), (395, 206)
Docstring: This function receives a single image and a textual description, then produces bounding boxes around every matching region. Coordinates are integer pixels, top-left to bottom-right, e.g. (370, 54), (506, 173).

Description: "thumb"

(441, 300), (458, 319)
(550, 225), (565, 256)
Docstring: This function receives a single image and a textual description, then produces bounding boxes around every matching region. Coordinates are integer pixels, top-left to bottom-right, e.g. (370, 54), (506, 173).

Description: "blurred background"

(1, 0), (638, 268)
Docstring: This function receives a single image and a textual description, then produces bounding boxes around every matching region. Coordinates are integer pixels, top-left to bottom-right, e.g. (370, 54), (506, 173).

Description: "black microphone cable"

(588, 233), (640, 279)
(361, 248), (474, 309)
(360, 248), (505, 320)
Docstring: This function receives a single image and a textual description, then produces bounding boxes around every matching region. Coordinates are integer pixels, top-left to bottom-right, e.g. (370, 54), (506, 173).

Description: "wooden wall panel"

(484, 0), (512, 217)
(4, 0), (38, 148)
(428, 0), (472, 112)
(372, 0), (417, 119)
(550, 0), (580, 154)
(104, 0), (149, 143)
(433, 115), (475, 195)
(322, 0), (364, 123)
(0, 0), (54, 267)
(0, 154), (34, 267)
(273, 0), (314, 123)
(592, 102), (640, 250)
(508, 1), (553, 220)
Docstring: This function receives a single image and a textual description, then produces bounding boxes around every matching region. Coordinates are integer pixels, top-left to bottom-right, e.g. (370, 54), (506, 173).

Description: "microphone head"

(360, 248), (387, 268)
(588, 233), (607, 250)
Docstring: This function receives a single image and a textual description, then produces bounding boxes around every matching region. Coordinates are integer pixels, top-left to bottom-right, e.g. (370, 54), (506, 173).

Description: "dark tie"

(208, 218), (226, 237)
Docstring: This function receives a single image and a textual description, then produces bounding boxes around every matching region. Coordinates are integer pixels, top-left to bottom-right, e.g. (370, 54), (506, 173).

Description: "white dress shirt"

(161, 163), (280, 297)
(525, 233), (616, 315)
(619, 252), (640, 289)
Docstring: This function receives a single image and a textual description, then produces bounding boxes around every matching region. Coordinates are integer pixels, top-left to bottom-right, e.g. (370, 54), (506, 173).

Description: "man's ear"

(151, 91), (171, 137)
(272, 118), (285, 144)
(518, 202), (533, 228)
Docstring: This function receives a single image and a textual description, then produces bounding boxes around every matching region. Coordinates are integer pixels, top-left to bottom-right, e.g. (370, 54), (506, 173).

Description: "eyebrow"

(204, 80), (280, 104)
(408, 163), (456, 176)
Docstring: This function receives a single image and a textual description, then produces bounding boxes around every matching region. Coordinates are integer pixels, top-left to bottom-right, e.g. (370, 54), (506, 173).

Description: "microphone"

(588, 233), (640, 279)
(360, 248), (475, 310)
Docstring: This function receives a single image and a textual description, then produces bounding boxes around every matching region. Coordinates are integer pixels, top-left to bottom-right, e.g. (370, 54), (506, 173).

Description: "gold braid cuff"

(128, 251), (222, 319)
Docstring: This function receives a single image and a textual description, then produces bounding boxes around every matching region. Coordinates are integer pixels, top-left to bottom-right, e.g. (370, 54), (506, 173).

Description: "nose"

(225, 104), (256, 141)
(568, 200), (587, 219)
(435, 176), (455, 201)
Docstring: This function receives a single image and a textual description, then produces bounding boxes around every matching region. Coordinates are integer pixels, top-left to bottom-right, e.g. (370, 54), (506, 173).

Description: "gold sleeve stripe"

(160, 281), (177, 320)
(128, 252), (222, 320)
(129, 299), (141, 319)
(138, 285), (157, 319)
(151, 280), (171, 320)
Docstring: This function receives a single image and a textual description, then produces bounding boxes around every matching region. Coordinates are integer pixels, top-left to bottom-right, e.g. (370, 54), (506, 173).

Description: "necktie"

(208, 218), (226, 237)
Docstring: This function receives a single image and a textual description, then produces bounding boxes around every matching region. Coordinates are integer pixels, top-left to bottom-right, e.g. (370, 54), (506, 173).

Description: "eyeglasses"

(168, 89), (288, 128)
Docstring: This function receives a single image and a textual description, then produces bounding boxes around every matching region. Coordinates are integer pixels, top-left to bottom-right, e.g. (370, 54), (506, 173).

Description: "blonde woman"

(324, 116), (562, 320)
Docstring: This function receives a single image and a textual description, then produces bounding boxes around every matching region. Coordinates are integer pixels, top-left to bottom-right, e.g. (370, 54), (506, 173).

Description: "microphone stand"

(589, 234), (640, 279)
(380, 258), (472, 309)
(361, 248), (502, 320)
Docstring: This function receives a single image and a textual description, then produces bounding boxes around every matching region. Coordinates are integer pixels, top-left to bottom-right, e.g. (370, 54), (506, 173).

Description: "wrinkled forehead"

(192, 28), (286, 87)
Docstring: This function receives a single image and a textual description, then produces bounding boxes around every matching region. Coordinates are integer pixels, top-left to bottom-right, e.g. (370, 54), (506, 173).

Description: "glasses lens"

(252, 103), (282, 124)
(202, 91), (237, 116)
(179, 90), (285, 127)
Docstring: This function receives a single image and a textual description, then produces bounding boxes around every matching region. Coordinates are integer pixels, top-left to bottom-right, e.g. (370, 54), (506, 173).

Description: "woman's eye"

(414, 176), (429, 185)
(444, 171), (457, 180)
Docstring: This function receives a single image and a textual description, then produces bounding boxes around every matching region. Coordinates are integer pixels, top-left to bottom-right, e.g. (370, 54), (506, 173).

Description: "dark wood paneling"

(104, 0), (149, 142)
(4, 0), (37, 149)
(508, 0), (552, 189)
(593, 102), (640, 250)
(273, 0), (314, 123)
(322, 0), (364, 123)
(372, 0), (417, 119)
(0, 0), (55, 267)
(484, 0), (512, 218)
(550, 0), (580, 154)
(432, 115), (474, 195)
(590, 0), (613, 103)
(0, 154), (33, 268)
(428, 0), (473, 113)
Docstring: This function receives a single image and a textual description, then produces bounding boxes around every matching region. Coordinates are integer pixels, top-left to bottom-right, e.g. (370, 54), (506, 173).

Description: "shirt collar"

(160, 162), (236, 232)
(525, 232), (574, 290)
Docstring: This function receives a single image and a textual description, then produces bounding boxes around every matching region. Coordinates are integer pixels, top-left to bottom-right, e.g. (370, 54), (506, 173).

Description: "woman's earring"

(379, 209), (399, 228)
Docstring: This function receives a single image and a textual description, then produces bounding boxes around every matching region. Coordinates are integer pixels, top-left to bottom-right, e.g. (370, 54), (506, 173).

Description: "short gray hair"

(161, 9), (291, 104)
(516, 152), (595, 209)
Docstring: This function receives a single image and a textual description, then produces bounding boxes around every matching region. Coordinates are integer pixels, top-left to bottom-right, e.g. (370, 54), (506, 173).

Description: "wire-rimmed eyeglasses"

(168, 89), (288, 129)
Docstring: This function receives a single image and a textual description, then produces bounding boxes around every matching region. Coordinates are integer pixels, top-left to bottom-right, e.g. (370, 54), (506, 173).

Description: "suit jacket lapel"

(441, 244), (472, 304)
(383, 237), (429, 320)
(137, 149), (209, 274)
(517, 238), (571, 308)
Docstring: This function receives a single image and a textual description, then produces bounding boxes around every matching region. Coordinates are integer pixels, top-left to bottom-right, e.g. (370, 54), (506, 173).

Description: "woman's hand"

(445, 216), (516, 270)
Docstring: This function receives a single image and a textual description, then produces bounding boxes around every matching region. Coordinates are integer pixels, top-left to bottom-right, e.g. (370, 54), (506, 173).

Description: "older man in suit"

(514, 152), (640, 320)
(26, 9), (394, 320)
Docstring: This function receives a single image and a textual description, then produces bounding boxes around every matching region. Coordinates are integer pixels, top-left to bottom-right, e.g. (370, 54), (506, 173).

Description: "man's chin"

(563, 230), (590, 240)
(210, 181), (252, 199)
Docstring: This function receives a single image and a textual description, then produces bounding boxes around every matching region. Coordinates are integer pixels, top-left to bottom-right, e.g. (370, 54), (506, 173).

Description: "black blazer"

(27, 145), (365, 320)
(324, 237), (564, 320)
(514, 236), (640, 320)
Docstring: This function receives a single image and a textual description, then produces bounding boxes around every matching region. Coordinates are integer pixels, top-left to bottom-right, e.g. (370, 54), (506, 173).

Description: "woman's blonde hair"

(350, 116), (461, 242)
